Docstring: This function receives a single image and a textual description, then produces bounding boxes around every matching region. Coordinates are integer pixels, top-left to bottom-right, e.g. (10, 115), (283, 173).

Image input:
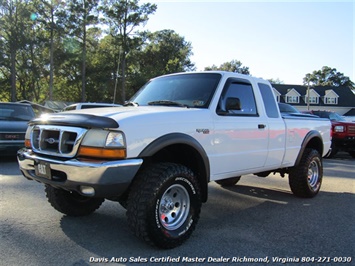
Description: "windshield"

(0, 104), (35, 121)
(129, 73), (222, 108)
(315, 111), (346, 122)
(327, 112), (346, 121)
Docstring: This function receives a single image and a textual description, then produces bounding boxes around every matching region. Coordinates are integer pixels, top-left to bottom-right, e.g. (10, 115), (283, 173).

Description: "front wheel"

(45, 185), (104, 216)
(288, 148), (323, 198)
(126, 163), (202, 249)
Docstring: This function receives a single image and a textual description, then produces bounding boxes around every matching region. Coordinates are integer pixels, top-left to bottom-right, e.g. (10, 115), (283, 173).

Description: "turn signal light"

(78, 146), (126, 159)
(25, 139), (31, 148)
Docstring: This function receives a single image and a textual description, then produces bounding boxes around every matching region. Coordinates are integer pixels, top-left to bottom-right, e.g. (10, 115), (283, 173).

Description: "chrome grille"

(31, 125), (87, 158)
(348, 125), (355, 134)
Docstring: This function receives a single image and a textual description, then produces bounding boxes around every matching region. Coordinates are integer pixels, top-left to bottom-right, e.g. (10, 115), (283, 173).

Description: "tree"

(84, 28), (116, 102)
(137, 29), (195, 80)
(100, 0), (157, 103)
(61, 0), (99, 102)
(268, 78), (284, 84)
(0, 0), (32, 101)
(303, 66), (354, 89)
(31, 0), (66, 100)
(204, 59), (250, 75)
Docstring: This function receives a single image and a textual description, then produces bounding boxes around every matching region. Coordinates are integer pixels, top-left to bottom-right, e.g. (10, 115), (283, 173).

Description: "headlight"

(334, 126), (344, 133)
(105, 132), (125, 147)
(78, 129), (126, 159)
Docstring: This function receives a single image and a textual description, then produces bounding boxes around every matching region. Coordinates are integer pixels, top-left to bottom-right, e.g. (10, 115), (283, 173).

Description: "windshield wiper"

(148, 100), (188, 108)
(123, 101), (139, 107)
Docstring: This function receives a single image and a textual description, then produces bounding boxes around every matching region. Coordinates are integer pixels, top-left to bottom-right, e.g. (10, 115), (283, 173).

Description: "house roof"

(272, 84), (355, 107)
(344, 108), (355, 116)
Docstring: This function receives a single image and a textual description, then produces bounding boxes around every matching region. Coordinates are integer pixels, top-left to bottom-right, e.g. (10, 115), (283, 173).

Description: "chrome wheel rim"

(159, 184), (190, 230)
(308, 160), (320, 191)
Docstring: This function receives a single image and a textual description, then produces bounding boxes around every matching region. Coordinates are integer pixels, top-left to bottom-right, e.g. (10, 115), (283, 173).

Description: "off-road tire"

(289, 148), (323, 198)
(45, 185), (104, 216)
(349, 151), (355, 158)
(216, 176), (241, 187)
(126, 163), (202, 249)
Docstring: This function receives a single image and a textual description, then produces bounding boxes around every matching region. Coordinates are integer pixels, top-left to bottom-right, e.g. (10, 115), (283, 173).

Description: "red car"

(305, 110), (355, 158)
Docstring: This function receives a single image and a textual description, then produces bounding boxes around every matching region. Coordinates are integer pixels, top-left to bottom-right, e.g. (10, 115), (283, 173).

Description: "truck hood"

(331, 120), (355, 126)
(32, 106), (206, 129)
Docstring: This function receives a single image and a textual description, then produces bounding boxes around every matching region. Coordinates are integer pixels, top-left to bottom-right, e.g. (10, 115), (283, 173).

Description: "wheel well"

(143, 143), (209, 202)
(295, 134), (324, 166)
(305, 137), (323, 155)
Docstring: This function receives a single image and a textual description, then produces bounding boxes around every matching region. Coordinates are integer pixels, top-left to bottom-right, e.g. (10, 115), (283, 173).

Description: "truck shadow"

(58, 184), (355, 258)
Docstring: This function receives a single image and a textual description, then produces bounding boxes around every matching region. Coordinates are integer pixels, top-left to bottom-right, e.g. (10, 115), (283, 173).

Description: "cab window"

(217, 79), (258, 116)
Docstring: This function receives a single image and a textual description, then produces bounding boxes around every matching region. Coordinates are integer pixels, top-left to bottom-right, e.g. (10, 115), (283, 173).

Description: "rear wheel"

(216, 176), (241, 187)
(289, 148), (323, 198)
(45, 185), (104, 216)
(126, 163), (201, 249)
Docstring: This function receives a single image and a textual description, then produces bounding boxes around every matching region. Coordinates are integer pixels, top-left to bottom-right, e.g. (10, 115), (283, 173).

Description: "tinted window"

(63, 105), (76, 111)
(278, 103), (299, 114)
(217, 79), (257, 116)
(313, 111), (345, 121)
(258, 83), (279, 118)
(0, 104), (35, 121)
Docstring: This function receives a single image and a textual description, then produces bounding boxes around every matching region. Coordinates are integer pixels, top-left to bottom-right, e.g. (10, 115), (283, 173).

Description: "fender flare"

(294, 130), (324, 166)
(139, 133), (210, 202)
(139, 133), (210, 178)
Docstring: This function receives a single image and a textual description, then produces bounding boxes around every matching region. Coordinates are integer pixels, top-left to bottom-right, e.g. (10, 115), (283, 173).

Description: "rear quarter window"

(258, 83), (279, 118)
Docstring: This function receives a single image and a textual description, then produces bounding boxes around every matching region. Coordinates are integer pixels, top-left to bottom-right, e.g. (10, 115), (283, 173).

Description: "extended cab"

(18, 72), (331, 248)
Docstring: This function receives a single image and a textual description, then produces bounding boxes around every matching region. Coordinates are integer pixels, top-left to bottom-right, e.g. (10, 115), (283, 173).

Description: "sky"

(140, 0), (354, 85)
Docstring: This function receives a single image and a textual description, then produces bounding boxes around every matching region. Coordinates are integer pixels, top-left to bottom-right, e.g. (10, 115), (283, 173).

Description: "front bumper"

(332, 137), (355, 152)
(0, 141), (25, 155)
(17, 148), (143, 198)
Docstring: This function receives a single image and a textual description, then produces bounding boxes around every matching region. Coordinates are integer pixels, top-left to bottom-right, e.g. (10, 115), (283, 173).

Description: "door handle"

(258, 124), (266, 129)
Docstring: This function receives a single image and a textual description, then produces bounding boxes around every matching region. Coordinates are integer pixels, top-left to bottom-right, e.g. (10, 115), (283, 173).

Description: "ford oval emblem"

(46, 138), (56, 144)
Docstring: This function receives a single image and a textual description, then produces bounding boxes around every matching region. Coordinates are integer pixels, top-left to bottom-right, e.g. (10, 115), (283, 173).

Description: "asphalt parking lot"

(0, 153), (354, 266)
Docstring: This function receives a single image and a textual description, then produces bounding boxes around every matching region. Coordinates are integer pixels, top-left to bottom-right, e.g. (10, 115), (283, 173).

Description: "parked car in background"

(278, 103), (319, 118)
(304, 110), (355, 158)
(17, 100), (57, 115)
(343, 116), (355, 122)
(62, 102), (121, 111)
(0, 102), (36, 155)
(278, 102), (301, 114)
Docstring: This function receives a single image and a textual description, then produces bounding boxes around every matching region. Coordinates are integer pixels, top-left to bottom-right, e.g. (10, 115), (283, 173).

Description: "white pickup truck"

(18, 71), (331, 249)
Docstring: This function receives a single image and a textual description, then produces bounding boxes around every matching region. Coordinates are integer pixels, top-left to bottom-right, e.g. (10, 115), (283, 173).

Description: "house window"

(286, 96), (299, 103)
(325, 97), (338, 104)
(306, 96), (319, 104)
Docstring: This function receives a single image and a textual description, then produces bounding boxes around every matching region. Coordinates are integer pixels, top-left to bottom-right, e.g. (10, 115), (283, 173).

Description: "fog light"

(80, 186), (95, 196)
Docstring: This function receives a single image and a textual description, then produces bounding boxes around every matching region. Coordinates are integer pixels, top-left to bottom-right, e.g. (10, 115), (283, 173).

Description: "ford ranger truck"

(18, 71), (331, 249)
